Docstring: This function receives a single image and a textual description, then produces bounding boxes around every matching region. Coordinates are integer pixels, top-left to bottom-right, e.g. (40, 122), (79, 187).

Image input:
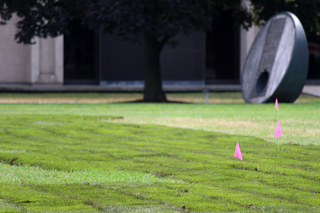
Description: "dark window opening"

(307, 33), (320, 81)
(64, 20), (99, 84)
(205, 10), (240, 84)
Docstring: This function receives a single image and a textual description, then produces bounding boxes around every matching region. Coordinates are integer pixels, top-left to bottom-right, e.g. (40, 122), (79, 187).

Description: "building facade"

(0, 15), (63, 85)
(0, 8), (317, 89)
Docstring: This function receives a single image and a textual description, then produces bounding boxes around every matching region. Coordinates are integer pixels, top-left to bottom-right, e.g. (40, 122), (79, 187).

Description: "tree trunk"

(142, 31), (167, 102)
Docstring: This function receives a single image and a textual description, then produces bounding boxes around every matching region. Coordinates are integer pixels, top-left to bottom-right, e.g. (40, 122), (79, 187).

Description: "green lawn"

(0, 93), (319, 145)
(0, 92), (319, 212)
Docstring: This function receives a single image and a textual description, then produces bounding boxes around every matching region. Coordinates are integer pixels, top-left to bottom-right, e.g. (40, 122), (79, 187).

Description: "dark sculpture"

(241, 12), (309, 103)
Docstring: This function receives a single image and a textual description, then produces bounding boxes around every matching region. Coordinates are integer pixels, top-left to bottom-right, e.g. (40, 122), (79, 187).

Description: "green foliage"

(250, 0), (320, 41)
(0, 0), (251, 44)
(0, 114), (320, 212)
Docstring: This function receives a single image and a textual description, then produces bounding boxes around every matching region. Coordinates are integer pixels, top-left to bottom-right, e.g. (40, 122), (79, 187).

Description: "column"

(29, 36), (64, 84)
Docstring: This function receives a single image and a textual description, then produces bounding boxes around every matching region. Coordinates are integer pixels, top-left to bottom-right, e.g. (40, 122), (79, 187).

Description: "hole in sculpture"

(255, 70), (269, 94)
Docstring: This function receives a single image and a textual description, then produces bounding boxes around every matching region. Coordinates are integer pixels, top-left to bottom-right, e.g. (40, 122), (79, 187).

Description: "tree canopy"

(250, 0), (320, 41)
(0, 0), (253, 44)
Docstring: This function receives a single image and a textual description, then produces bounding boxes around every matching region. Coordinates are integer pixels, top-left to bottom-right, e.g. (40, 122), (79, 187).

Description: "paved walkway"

(0, 83), (241, 92)
(0, 83), (319, 97)
(302, 85), (320, 97)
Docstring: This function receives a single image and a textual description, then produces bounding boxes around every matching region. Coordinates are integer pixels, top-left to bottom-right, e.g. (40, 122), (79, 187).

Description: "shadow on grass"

(129, 99), (190, 104)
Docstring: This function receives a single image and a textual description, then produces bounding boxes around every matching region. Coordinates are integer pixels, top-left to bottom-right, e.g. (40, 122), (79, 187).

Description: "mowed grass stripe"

(0, 114), (320, 212)
(0, 163), (180, 184)
(0, 199), (20, 213)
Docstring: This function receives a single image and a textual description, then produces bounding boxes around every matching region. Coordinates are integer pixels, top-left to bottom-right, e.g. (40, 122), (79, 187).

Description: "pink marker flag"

(275, 98), (279, 111)
(234, 142), (243, 161)
(274, 122), (282, 138)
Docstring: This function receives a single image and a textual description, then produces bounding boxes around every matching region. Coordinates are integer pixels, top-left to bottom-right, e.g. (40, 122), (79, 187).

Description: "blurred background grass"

(0, 92), (318, 146)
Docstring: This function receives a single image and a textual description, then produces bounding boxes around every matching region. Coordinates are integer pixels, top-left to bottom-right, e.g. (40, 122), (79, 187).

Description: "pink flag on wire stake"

(234, 142), (242, 161)
(275, 98), (279, 111)
(274, 122), (282, 138)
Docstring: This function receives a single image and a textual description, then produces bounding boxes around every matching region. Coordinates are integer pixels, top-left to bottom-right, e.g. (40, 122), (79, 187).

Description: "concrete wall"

(30, 36), (63, 84)
(161, 32), (205, 83)
(0, 14), (63, 84)
(0, 15), (30, 83)
(240, 26), (260, 73)
(240, 0), (261, 73)
(100, 32), (205, 85)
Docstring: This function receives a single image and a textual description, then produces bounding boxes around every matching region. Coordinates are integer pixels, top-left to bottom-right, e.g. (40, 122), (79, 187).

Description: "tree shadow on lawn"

(130, 99), (190, 104)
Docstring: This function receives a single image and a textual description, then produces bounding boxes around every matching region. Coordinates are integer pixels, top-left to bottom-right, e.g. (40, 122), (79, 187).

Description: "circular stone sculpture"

(241, 12), (309, 103)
